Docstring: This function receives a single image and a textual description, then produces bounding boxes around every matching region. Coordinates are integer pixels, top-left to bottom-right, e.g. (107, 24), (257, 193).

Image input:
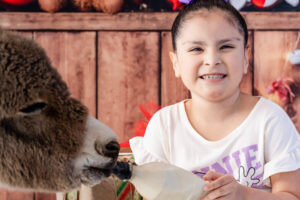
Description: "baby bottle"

(112, 161), (207, 200)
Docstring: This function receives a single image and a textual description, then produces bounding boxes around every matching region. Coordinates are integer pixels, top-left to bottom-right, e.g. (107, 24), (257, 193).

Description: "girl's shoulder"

(151, 100), (187, 124)
(154, 100), (186, 116)
(247, 96), (291, 124)
(254, 96), (287, 115)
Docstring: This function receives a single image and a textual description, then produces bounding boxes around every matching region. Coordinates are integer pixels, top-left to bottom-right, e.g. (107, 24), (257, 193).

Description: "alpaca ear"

(169, 51), (181, 78)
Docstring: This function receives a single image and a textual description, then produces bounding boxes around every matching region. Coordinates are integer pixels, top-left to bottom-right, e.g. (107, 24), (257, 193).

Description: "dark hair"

(171, 0), (248, 51)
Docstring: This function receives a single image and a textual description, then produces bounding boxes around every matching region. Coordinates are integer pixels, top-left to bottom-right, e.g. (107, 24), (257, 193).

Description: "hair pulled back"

(171, 0), (248, 51)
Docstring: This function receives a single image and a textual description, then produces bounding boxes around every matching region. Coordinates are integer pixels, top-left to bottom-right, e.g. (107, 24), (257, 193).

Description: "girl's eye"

(189, 47), (203, 52)
(220, 45), (234, 50)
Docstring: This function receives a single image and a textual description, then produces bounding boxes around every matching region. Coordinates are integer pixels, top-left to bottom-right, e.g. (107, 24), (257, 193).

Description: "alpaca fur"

(0, 30), (119, 192)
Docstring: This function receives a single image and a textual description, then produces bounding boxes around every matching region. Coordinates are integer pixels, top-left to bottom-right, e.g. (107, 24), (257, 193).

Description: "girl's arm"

(201, 169), (300, 200)
(254, 169), (300, 200)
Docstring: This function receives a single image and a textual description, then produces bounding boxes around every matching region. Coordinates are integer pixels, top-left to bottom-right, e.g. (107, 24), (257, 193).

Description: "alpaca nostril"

(104, 141), (120, 159)
(106, 141), (120, 151)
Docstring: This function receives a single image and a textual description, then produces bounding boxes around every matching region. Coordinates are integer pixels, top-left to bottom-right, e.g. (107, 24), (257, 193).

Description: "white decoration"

(251, 0), (279, 7)
(264, 0), (279, 7)
(285, 0), (300, 7)
(229, 0), (247, 10)
(287, 49), (300, 65)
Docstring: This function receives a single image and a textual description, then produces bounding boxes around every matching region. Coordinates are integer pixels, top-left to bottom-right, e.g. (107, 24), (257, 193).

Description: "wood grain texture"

(240, 31), (254, 95)
(6, 192), (34, 200)
(1, 12), (300, 31)
(0, 190), (34, 200)
(34, 31), (97, 117)
(35, 193), (56, 200)
(97, 32), (160, 143)
(0, 189), (6, 200)
(254, 31), (300, 131)
(161, 32), (190, 107)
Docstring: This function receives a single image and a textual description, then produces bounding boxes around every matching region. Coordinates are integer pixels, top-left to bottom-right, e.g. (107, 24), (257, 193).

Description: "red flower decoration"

(120, 101), (161, 148)
(167, 0), (184, 10)
(266, 77), (295, 104)
(251, 0), (280, 8)
(0, 0), (34, 6)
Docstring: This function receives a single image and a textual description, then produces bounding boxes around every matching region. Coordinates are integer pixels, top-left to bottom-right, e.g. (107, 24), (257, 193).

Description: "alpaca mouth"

(84, 166), (113, 178)
(83, 158), (118, 179)
(100, 168), (112, 177)
(99, 158), (118, 177)
(103, 158), (118, 169)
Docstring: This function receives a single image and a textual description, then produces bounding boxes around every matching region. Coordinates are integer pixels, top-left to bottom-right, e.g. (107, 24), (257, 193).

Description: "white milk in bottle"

(113, 161), (207, 200)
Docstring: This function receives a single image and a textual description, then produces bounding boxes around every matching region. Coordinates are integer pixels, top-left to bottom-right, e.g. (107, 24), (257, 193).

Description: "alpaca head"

(0, 30), (119, 192)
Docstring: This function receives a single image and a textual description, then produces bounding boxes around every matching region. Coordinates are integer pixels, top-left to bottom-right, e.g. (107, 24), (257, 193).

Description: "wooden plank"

(0, 188), (35, 199)
(120, 147), (132, 153)
(243, 12), (300, 30)
(161, 32), (190, 107)
(0, 189), (7, 200)
(254, 31), (300, 131)
(35, 193), (56, 200)
(0, 12), (300, 31)
(5, 191), (34, 200)
(97, 32), (160, 143)
(33, 31), (97, 117)
(240, 31), (253, 95)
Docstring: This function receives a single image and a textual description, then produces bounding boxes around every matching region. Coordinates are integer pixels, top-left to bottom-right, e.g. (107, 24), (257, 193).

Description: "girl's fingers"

(205, 182), (233, 199)
(204, 175), (234, 192)
(203, 171), (224, 181)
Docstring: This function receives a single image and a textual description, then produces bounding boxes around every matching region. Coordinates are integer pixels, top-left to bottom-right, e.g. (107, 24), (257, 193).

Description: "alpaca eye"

(19, 102), (47, 114)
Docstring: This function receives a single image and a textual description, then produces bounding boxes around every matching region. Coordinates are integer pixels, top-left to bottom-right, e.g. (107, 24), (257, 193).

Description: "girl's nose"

(204, 49), (221, 66)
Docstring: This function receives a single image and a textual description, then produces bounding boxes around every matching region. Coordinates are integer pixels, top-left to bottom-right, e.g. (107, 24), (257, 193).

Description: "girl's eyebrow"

(217, 37), (241, 44)
(182, 37), (241, 46)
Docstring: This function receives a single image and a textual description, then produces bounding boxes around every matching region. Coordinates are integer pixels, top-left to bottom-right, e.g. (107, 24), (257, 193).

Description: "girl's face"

(170, 9), (249, 102)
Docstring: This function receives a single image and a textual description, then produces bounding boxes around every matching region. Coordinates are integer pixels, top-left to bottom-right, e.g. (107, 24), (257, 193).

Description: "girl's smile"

(170, 8), (249, 102)
(199, 73), (227, 83)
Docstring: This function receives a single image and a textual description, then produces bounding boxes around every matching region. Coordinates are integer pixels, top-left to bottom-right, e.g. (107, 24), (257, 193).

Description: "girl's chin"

(204, 88), (226, 97)
(192, 92), (226, 102)
(199, 90), (240, 103)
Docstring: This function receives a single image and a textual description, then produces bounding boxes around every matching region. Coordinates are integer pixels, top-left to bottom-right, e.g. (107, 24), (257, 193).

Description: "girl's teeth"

(202, 75), (224, 79)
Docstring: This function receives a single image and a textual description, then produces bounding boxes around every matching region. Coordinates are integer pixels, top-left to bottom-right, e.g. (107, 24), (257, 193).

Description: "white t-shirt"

(130, 97), (300, 191)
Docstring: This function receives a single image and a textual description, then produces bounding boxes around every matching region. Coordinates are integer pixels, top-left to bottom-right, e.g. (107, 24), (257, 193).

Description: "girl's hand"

(201, 171), (245, 200)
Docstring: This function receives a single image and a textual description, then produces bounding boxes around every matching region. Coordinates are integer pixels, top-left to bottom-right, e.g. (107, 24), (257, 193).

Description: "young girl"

(130, 0), (300, 199)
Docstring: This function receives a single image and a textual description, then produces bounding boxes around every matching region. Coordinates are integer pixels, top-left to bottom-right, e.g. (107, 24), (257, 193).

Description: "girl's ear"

(243, 47), (250, 74)
(169, 51), (181, 78)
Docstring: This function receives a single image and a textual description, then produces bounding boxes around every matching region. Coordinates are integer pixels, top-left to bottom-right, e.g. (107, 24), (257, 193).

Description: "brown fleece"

(0, 30), (88, 191)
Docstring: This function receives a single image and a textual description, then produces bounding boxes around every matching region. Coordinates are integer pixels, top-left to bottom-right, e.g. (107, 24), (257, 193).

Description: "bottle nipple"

(112, 161), (132, 180)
